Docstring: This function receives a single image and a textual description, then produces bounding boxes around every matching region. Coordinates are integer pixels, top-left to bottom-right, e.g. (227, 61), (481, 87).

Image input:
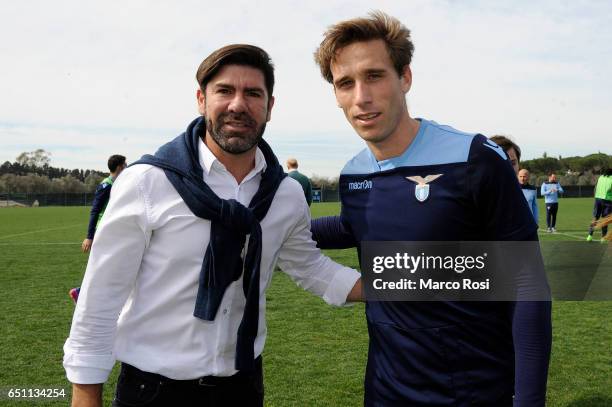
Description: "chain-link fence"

(0, 193), (95, 207)
(312, 187), (339, 203)
(0, 185), (598, 207)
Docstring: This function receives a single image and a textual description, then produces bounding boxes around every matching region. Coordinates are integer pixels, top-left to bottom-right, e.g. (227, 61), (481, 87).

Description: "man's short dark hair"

(108, 155), (126, 172)
(489, 135), (522, 162)
(196, 44), (275, 97)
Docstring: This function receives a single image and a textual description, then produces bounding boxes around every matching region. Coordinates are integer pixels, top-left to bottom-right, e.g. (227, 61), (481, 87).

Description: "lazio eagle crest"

(405, 174), (443, 202)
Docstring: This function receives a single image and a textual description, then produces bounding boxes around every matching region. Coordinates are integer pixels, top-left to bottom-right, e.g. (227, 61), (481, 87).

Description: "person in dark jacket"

(286, 158), (312, 206)
(69, 155), (126, 303)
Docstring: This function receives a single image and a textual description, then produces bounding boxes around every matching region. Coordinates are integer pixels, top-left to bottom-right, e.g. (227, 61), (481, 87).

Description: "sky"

(1, 0), (611, 177)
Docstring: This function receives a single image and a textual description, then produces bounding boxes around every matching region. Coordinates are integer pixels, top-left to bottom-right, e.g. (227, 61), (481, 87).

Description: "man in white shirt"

(64, 44), (362, 407)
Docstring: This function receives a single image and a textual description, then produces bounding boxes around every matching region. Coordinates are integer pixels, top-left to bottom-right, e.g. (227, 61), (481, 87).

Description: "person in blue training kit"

(69, 154), (127, 302)
(312, 11), (551, 406)
(489, 135), (538, 225)
(490, 134), (521, 175)
(489, 136), (539, 224)
(519, 169), (539, 224)
(541, 172), (564, 233)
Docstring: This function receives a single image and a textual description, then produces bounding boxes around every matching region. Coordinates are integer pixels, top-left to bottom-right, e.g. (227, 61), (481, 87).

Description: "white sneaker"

(552, 227), (557, 233)
(547, 228), (552, 233)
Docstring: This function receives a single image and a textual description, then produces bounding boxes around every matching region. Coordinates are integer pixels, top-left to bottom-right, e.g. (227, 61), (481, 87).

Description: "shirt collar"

(368, 118), (426, 172)
(198, 137), (267, 178)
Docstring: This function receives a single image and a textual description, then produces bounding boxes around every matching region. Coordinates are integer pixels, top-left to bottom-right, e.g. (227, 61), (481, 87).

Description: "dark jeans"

(545, 203), (558, 228)
(112, 357), (263, 407)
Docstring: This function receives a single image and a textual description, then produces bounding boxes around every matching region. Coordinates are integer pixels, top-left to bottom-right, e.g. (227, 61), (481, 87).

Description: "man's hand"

(346, 278), (364, 302)
(81, 238), (93, 252)
(72, 383), (102, 407)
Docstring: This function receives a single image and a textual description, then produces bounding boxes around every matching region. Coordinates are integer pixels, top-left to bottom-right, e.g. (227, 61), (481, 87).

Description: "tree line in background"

(0, 150), (106, 194)
(520, 152), (611, 187)
(310, 152), (612, 189)
(1, 149), (610, 193)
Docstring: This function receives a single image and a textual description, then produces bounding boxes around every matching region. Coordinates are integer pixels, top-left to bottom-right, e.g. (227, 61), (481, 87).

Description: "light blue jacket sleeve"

(540, 183), (548, 196)
(532, 195), (539, 223)
(557, 183), (564, 194)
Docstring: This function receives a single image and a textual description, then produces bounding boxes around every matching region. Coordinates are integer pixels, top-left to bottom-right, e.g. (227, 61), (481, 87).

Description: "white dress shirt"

(63, 139), (360, 384)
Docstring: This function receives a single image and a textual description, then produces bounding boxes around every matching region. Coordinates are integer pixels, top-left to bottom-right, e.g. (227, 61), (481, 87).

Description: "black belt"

(121, 356), (262, 388)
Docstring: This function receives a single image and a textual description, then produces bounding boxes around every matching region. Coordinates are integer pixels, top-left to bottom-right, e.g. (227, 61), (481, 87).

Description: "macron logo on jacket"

(348, 180), (373, 191)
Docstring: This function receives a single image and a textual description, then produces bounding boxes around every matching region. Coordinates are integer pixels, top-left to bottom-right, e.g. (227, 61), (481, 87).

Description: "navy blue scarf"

(133, 116), (286, 371)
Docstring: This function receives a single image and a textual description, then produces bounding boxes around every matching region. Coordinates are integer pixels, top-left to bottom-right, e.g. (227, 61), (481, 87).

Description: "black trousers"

(112, 357), (263, 407)
(545, 202), (559, 228)
(589, 199), (611, 237)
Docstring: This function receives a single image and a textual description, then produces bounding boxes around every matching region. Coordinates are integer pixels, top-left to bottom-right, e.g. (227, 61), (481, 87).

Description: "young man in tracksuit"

(541, 173), (564, 233)
(311, 11), (551, 406)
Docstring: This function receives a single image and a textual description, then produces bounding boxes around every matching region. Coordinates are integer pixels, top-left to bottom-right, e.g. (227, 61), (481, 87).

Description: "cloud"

(1, 0), (610, 175)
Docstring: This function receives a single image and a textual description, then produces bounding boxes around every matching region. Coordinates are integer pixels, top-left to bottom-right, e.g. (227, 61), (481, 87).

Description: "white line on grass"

(563, 232), (589, 238)
(538, 230), (585, 241)
(555, 231), (605, 240)
(0, 223), (83, 240)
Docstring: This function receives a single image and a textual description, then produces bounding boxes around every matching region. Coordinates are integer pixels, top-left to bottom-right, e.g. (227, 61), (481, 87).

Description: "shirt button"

(223, 309), (228, 315)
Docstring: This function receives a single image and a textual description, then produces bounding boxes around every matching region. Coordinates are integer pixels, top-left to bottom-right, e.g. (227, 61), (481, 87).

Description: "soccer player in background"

(311, 11), (551, 406)
(587, 168), (612, 241)
(490, 136), (539, 223)
(594, 213), (612, 241)
(490, 135), (521, 175)
(519, 169), (539, 224)
(541, 172), (564, 233)
(69, 154), (127, 302)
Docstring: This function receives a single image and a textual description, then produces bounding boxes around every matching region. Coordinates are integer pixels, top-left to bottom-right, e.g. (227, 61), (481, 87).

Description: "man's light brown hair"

(286, 158), (298, 169)
(314, 11), (414, 84)
(196, 44), (275, 97)
(489, 135), (522, 162)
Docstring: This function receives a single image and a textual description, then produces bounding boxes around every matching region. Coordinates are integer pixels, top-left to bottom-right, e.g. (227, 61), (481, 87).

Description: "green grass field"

(0, 198), (610, 406)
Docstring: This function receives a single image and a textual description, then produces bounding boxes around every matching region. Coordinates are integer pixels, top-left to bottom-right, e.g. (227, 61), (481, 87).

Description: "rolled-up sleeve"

(276, 200), (360, 306)
(63, 168), (151, 384)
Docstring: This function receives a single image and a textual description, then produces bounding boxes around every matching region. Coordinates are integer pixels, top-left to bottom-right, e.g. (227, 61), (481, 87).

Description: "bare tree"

(15, 149), (52, 168)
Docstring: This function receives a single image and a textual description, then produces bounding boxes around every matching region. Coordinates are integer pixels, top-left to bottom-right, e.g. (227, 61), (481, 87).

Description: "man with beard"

(64, 44), (362, 407)
(311, 12), (551, 407)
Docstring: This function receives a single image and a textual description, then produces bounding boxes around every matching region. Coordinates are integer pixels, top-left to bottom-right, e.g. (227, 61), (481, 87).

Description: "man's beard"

(207, 112), (267, 154)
